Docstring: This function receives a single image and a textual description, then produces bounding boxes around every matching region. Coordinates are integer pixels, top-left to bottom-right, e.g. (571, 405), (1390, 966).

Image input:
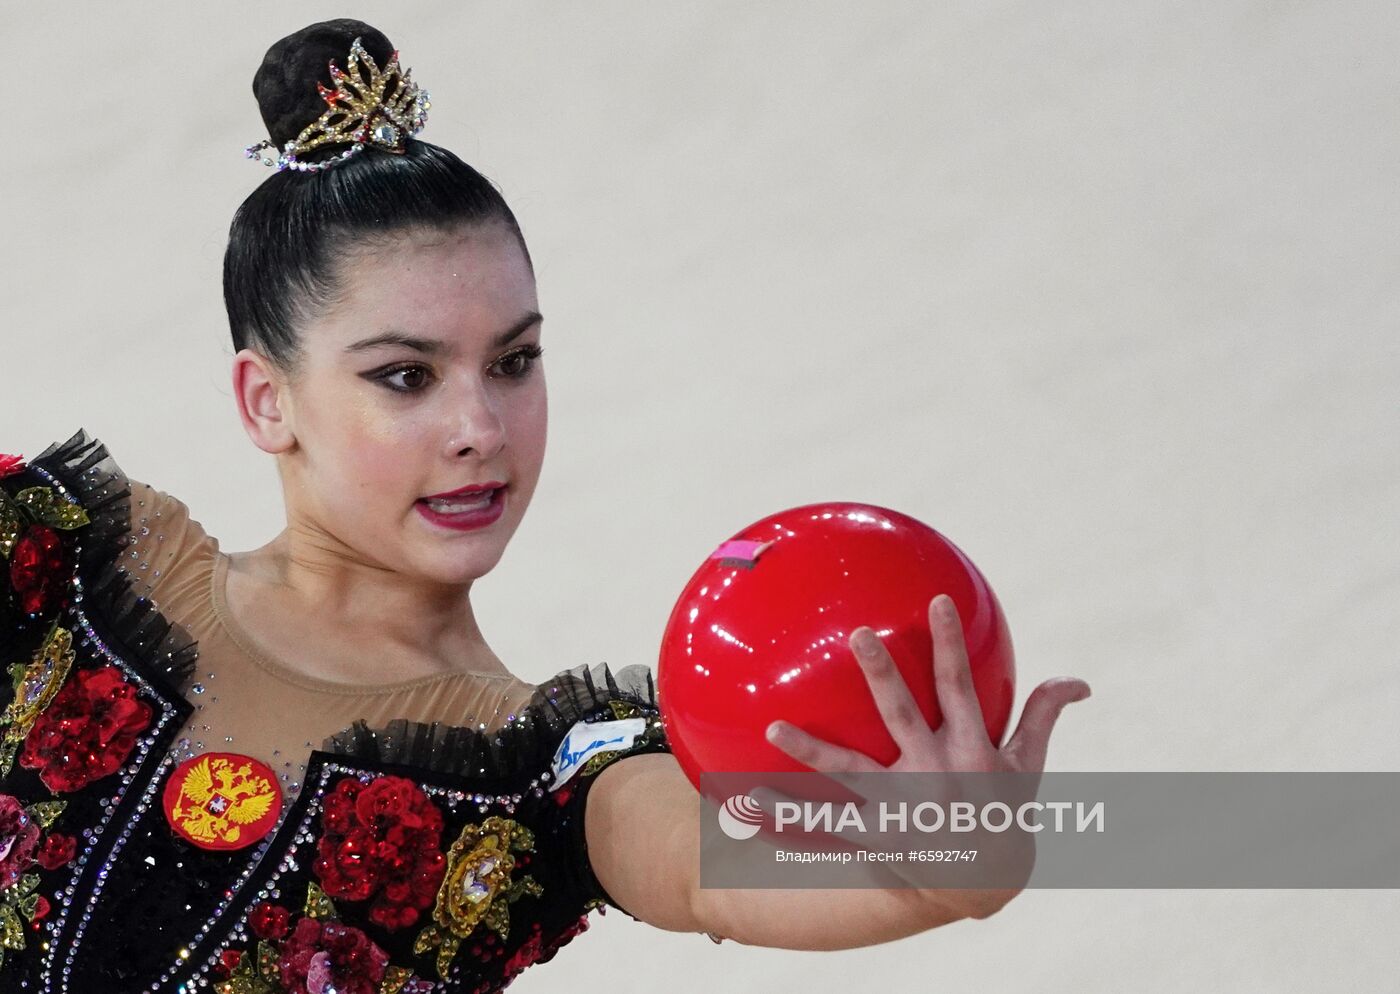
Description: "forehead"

(320, 223), (536, 338)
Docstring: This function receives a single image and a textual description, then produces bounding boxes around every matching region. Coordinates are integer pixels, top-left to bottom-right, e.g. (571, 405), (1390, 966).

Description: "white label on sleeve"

(548, 717), (648, 792)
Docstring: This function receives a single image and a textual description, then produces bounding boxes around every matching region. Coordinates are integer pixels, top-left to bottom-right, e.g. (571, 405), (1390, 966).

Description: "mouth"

(417, 490), (501, 515)
(419, 478), (507, 508)
(414, 485), (508, 530)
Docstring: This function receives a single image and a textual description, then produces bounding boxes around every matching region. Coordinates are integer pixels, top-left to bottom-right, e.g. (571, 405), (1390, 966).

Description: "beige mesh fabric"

(116, 481), (540, 796)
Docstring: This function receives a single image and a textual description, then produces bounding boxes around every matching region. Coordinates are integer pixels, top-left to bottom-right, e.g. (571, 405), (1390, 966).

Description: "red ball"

(657, 502), (1015, 794)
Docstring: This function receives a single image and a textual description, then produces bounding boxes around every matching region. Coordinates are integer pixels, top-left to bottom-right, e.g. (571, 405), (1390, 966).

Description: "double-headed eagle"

(168, 755), (278, 845)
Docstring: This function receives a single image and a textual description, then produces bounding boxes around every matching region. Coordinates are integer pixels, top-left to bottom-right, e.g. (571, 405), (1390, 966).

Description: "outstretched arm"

(583, 594), (1092, 950)
(583, 750), (980, 950)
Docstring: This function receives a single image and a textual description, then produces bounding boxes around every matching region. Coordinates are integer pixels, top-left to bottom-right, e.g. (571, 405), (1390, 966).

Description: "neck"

(232, 521), (512, 685)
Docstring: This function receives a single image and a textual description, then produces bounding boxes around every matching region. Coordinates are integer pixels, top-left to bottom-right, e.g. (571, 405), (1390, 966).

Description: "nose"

(445, 375), (506, 461)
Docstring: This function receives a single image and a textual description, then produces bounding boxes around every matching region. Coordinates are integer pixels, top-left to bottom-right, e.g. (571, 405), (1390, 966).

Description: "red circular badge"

(162, 752), (283, 851)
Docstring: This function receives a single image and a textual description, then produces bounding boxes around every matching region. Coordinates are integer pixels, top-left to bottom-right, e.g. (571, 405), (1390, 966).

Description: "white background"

(4, 2), (1397, 990)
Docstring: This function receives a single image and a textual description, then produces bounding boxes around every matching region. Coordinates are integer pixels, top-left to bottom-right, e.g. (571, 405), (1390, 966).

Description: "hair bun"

(253, 18), (396, 154)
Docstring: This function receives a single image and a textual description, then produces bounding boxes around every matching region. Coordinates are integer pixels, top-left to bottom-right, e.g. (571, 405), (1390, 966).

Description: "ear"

(232, 348), (296, 455)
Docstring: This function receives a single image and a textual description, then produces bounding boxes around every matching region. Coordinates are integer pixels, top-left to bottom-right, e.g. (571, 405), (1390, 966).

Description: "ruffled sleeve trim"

(323, 661), (664, 786)
(21, 429), (200, 695)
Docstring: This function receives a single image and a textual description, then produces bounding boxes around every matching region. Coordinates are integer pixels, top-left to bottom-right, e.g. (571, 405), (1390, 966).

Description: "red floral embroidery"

(0, 793), (41, 889)
(501, 915), (590, 983)
(214, 948), (242, 979)
(501, 930), (543, 981)
(278, 917), (389, 994)
(35, 831), (76, 870)
(9, 524), (67, 616)
(313, 775), (447, 932)
(249, 900), (292, 940)
(0, 454), (24, 478)
(19, 665), (153, 793)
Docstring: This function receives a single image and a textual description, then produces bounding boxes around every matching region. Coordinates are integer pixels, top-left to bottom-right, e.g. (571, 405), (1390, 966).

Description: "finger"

(850, 626), (934, 757)
(1002, 677), (1091, 771)
(929, 595), (988, 745)
(766, 719), (886, 774)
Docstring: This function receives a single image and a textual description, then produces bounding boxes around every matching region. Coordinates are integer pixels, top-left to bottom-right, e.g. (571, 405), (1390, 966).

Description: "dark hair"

(223, 18), (531, 372)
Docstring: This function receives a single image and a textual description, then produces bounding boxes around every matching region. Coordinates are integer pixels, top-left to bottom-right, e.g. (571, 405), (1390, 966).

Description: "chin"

(412, 547), (505, 587)
(392, 502), (520, 584)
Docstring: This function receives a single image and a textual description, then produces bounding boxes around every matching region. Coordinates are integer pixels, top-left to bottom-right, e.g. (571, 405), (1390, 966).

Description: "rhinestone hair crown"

(243, 36), (431, 173)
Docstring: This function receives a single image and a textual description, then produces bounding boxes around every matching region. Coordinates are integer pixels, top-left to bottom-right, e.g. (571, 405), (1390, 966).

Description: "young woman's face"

(277, 222), (546, 586)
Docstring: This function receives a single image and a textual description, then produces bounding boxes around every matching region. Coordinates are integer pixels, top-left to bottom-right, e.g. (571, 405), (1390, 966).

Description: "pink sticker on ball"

(709, 539), (775, 569)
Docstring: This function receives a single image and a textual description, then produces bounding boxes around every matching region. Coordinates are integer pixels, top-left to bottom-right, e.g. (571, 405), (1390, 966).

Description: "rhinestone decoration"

(243, 36), (431, 174)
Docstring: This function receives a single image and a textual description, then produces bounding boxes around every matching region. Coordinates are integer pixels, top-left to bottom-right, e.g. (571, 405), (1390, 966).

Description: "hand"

(756, 593), (1092, 919)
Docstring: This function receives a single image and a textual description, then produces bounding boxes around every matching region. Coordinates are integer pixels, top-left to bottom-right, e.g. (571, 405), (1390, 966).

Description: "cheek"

(302, 386), (426, 503)
(512, 384), (549, 466)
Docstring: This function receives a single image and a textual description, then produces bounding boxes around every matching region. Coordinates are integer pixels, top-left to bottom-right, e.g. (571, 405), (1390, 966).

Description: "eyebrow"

(344, 310), (543, 355)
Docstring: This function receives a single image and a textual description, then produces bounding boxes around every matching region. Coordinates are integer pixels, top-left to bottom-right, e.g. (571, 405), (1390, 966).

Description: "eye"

(373, 363), (435, 393)
(492, 343), (544, 380)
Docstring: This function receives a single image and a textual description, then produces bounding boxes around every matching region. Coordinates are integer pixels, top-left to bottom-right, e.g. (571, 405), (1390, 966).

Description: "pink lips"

(422, 480), (506, 500)
(415, 484), (507, 531)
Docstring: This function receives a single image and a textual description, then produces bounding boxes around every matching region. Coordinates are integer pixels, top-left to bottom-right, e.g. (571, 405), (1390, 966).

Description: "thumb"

(1002, 677), (1091, 771)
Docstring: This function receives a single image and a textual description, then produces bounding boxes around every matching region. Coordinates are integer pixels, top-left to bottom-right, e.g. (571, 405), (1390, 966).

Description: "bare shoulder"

(588, 751), (689, 831)
(584, 750), (707, 933)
